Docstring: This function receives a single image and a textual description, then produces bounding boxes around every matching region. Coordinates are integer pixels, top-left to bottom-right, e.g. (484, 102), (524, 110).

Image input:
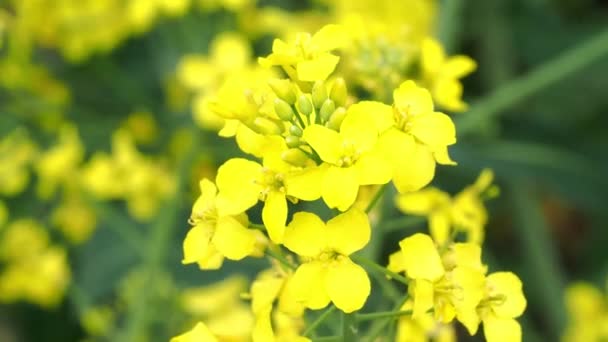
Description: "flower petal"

(215, 158), (262, 216)
(392, 143), (436, 193)
(262, 191), (287, 243)
(399, 233), (444, 281)
(322, 166), (359, 211)
(303, 124), (343, 164)
(212, 216), (257, 260)
(483, 316), (522, 342)
(283, 212), (326, 257)
(410, 112), (456, 147)
(171, 322), (219, 342)
(297, 53), (340, 81)
(354, 152), (392, 185)
(285, 165), (325, 201)
(325, 258), (370, 313)
(291, 262), (331, 310)
(325, 209), (370, 255)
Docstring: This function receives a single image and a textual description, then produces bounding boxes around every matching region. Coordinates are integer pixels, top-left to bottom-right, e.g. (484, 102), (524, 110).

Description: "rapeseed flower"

(282, 209), (371, 313)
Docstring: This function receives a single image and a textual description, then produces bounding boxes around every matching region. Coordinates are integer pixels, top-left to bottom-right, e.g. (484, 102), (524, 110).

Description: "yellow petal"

(285, 165), (325, 201)
(325, 258), (370, 313)
(215, 158), (262, 216)
(191, 179), (217, 221)
(486, 272), (527, 318)
(421, 38), (445, 75)
(399, 233), (444, 281)
(251, 271), (284, 314)
(325, 209), (370, 256)
(393, 143), (436, 193)
(340, 107), (377, 151)
(303, 125), (342, 164)
(171, 322), (219, 342)
(410, 112), (456, 147)
(212, 216), (257, 260)
(291, 261), (331, 310)
(342, 101), (394, 133)
(395, 188), (449, 215)
(429, 211), (451, 246)
(283, 212), (326, 257)
(322, 166), (359, 211)
(262, 191), (288, 243)
(433, 146), (457, 165)
(182, 224), (216, 266)
(252, 306), (274, 342)
(375, 128), (415, 170)
(354, 152), (392, 185)
(411, 279), (435, 319)
(387, 250), (406, 274)
(483, 316), (522, 342)
(297, 53), (340, 81)
(443, 56), (477, 79)
(393, 80), (434, 115)
(310, 24), (348, 52)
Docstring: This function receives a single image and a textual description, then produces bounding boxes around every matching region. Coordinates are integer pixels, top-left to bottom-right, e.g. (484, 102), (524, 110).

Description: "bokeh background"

(1, 0), (608, 341)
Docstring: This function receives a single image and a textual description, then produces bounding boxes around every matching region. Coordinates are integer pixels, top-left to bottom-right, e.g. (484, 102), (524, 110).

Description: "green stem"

(357, 309), (413, 321)
(341, 313), (357, 342)
(381, 216), (425, 232)
(303, 305), (337, 337)
(351, 255), (409, 286)
(313, 337), (341, 342)
(456, 27), (608, 136)
(365, 184), (388, 214)
(266, 248), (296, 271)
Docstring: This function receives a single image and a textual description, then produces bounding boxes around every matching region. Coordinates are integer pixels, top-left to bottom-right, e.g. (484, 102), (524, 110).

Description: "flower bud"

(326, 107), (347, 131)
(281, 148), (310, 167)
(273, 98), (294, 121)
(296, 95), (313, 117)
(268, 78), (296, 104)
(312, 81), (328, 109)
(330, 77), (347, 107)
(285, 136), (301, 148)
(319, 99), (335, 123)
(289, 125), (303, 137)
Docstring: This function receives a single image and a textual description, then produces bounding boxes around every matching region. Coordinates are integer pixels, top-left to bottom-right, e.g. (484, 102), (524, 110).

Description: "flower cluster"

(174, 22), (525, 342)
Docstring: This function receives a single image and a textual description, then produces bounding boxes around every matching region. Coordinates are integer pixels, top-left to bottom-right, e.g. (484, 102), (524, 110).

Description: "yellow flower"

(476, 272), (527, 342)
(35, 124), (84, 199)
(396, 300), (455, 342)
(301, 102), (392, 211)
(396, 169), (495, 245)
(171, 322), (219, 342)
(388, 234), (485, 332)
(250, 266), (307, 342)
(282, 209), (371, 313)
(372, 81), (456, 193)
(0, 129), (36, 196)
(259, 24), (348, 82)
(52, 194), (97, 244)
(182, 179), (262, 269)
(420, 38), (476, 112)
(215, 144), (322, 243)
(563, 282), (608, 342)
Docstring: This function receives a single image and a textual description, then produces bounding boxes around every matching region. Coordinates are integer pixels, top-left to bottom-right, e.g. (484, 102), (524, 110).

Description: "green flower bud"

(330, 77), (347, 107)
(281, 148), (310, 167)
(297, 95), (313, 116)
(312, 81), (328, 109)
(319, 99), (336, 123)
(274, 98), (294, 121)
(252, 117), (283, 135)
(289, 125), (303, 137)
(268, 78), (296, 104)
(326, 107), (347, 131)
(285, 135), (301, 148)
